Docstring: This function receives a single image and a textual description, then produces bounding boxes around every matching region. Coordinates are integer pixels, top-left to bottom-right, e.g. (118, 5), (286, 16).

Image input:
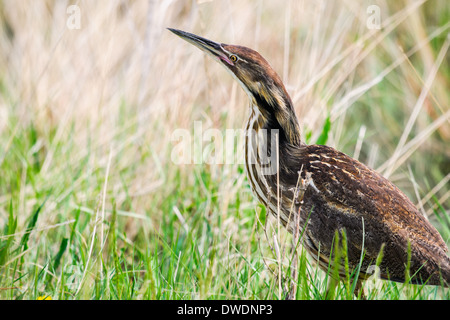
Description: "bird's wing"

(293, 144), (448, 282)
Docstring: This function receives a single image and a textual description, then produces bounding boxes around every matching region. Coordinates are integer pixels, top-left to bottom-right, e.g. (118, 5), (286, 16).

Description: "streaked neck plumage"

(246, 82), (302, 148)
(217, 44), (302, 148)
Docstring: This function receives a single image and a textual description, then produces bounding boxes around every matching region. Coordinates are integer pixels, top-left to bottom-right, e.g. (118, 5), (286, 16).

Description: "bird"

(168, 28), (450, 297)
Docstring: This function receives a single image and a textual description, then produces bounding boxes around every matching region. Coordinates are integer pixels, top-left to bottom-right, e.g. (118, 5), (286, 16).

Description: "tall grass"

(0, 0), (448, 299)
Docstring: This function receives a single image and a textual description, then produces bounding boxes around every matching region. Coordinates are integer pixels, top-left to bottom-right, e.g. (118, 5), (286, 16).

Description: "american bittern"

(168, 28), (450, 296)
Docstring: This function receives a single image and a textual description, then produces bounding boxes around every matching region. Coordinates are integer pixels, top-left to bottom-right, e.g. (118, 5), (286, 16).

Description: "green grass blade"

(20, 198), (47, 251)
(315, 115), (331, 145)
(0, 200), (18, 266)
(52, 238), (68, 271)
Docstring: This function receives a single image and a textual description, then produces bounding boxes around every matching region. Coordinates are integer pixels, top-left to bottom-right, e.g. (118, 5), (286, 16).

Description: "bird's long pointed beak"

(168, 28), (234, 66)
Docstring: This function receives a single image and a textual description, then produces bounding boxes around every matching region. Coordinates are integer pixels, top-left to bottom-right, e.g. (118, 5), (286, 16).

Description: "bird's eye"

(230, 55), (238, 62)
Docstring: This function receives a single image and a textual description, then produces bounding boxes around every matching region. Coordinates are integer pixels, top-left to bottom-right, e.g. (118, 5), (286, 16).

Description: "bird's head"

(168, 28), (301, 146)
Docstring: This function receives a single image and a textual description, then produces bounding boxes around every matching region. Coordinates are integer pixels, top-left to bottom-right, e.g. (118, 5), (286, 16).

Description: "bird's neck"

(248, 84), (302, 147)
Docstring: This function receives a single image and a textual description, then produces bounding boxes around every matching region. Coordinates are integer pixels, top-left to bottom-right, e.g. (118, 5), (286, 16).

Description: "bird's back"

(285, 144), (450, 285)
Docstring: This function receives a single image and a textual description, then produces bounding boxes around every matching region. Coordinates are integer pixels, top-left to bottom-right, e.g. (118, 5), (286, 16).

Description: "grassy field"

(0, 0), (449, 300)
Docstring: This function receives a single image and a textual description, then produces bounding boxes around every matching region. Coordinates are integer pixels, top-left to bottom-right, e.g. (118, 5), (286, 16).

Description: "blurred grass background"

(0, 0), (449, 299)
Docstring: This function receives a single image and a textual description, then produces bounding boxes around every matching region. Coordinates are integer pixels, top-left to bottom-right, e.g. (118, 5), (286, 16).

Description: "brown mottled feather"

(278, 144), (450, 285)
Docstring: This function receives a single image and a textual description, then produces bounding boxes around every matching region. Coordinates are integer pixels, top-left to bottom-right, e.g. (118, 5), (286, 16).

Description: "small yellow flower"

(37, 295), (52, 300)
